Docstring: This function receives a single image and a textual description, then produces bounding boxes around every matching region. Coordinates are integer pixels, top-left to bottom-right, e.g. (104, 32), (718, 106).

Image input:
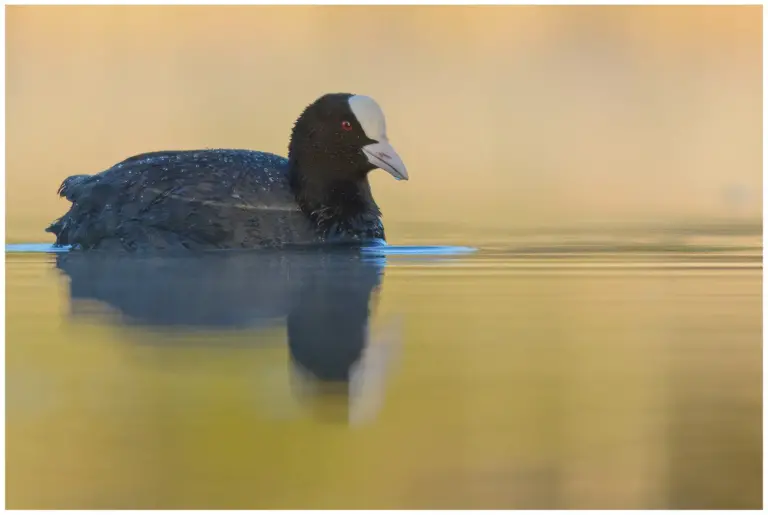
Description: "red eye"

(341, 120), (353, 131)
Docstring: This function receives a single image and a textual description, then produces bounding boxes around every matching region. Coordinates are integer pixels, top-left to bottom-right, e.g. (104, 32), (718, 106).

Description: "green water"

(5, 226), (762, 509)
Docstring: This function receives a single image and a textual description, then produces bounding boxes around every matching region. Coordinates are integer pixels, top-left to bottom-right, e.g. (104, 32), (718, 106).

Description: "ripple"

(361, 245), (477, 256)
(6, 243), (478, 257)
(6, 243), (71, 254)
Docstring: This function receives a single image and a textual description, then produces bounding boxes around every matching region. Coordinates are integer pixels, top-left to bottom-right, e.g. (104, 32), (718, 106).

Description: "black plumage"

(46, 93), (407, 251)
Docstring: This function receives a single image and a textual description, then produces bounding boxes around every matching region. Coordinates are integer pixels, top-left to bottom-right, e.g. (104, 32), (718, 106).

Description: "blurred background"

(5, 5), (762, 510)
(6, 5), (762, 242)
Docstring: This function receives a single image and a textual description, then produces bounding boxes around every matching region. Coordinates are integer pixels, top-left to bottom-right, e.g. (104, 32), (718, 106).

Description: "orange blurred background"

(6, 5), (762, 243)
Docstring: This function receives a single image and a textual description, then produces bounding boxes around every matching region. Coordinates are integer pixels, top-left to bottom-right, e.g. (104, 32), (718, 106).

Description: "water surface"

(5, 228), (761, 509)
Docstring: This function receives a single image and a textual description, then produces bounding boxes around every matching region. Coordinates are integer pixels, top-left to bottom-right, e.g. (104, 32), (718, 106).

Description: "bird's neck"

(288, 159), (382, 240)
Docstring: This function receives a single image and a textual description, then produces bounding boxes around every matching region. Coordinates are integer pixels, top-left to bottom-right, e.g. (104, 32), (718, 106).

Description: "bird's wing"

(52, 149), (305, 250)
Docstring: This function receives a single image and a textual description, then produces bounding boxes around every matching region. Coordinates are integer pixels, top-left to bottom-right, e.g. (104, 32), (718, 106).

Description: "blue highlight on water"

(6, 243), (72, 253)
(360, 244), (476, 256)
(6, 242), (477, 257)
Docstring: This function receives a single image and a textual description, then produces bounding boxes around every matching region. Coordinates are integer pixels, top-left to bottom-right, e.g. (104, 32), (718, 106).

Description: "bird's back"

(48, 149), (321, 251)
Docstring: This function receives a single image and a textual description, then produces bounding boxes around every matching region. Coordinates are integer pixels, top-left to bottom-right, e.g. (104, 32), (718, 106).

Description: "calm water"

(5, 225), (762, 509)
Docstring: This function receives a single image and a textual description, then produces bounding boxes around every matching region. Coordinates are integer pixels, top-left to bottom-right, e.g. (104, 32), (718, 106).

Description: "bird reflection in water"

(53, 248), (401, 425)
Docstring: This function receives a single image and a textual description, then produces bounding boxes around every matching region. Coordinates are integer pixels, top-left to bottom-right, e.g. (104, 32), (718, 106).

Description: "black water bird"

(46, 93), (408, 251)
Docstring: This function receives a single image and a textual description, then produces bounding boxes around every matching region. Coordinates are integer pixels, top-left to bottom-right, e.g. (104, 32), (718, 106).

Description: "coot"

(46, 93), (408, 251)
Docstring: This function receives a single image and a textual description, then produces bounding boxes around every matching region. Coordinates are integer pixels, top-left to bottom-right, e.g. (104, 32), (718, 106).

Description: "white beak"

(361, 140), (409, 181)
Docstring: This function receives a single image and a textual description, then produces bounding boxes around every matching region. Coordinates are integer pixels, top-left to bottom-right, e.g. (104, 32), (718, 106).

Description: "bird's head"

(289, 93), (408, 182)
